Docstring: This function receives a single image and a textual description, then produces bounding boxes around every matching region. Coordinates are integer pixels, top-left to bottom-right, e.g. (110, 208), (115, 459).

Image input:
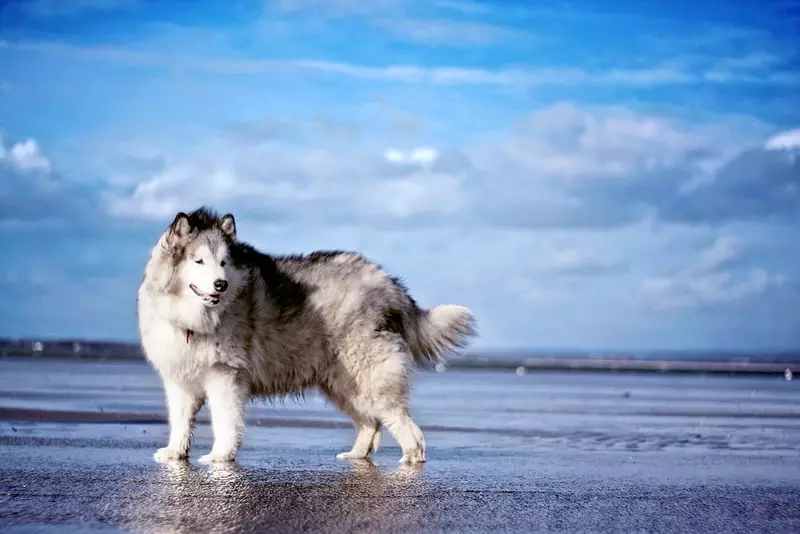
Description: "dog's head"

(153, 207), (246, 308)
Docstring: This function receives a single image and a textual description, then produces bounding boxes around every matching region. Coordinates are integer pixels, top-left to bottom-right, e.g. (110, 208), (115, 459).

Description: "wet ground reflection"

(121, 460), (428, 533)
(3, 360), (800, 532)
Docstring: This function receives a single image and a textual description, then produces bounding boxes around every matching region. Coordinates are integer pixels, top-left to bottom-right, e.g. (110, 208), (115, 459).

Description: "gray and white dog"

(137, 207), (476, 464)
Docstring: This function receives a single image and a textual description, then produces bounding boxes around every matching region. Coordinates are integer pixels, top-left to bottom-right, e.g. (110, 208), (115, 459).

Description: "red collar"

(186, 330), (193, 343)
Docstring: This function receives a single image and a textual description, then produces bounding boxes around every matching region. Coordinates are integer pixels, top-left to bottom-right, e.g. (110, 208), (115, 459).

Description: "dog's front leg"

(154, 380), (203, 462)
(199, 366), (247, 463)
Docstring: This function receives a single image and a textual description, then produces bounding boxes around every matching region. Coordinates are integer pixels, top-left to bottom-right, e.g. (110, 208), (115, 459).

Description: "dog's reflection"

(206, 461), (245, 484)
(160, 460), (249, 502)
(131, 455), (429, 532)
(342, 458), (426, 490)
(160, 456), (424, 490)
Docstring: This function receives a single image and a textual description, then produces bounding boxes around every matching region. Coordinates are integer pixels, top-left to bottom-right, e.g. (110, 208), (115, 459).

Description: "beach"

(1, 357), (799, 533)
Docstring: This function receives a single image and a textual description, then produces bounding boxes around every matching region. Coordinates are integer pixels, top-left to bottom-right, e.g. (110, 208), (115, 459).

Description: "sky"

(0, 0), (799, 352)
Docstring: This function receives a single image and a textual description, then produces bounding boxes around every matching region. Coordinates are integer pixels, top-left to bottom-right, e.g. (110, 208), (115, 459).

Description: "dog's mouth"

(190, 284), (221, 305)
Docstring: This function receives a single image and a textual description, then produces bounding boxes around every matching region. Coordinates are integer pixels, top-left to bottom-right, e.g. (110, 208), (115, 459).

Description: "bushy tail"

(408, 304), (477, 363)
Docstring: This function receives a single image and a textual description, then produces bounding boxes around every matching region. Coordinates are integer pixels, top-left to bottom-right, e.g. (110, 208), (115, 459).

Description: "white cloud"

(266, 0), (513, 47)
(358, 171), (465, 218)
(410, 147), (438, 165)
(106, 163), (258, 219)
(0, 133), (102, 225)
(534, 248), (620, 275)
(383, 148), (405, 163)
(12, 40), (800, 88)
(692, 235), (741, 273)
(642, 269), (782, 310)
(101, 103), (792, 231)
(470, 104), (793, 228)
(2, 139), (51, 173)
(373, 17), (520, 46)
(765, 128), (800, 151)
(20, 0), (139, 16)
(384, 146), (439, 166)
(105, 141), (464, 224)
(640, 236), (784, 310)
(487, 103), (706, 180)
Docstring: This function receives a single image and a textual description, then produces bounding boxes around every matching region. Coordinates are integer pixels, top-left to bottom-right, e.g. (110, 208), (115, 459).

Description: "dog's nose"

(213, 279), (228, 293)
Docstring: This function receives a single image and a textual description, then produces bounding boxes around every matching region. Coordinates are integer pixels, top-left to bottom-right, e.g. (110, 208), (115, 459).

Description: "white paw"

(336, 451), (369, 460)
(198, 452), (235, 464)
(154, 447), (186, 462)
(399, 453), (426, 464)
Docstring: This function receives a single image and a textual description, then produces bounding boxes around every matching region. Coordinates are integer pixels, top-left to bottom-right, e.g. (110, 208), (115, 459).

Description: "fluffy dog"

(137, 207), (476, 464)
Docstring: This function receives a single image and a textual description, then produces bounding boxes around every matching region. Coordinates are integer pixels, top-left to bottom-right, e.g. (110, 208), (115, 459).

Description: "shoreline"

(4, 403), (800, 428)
(1, 353), (796, 376)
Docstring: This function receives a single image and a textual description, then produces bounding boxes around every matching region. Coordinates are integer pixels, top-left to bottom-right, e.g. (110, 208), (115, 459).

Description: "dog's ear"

(170, 212), (192, 239)
(220, 214), (236, 239)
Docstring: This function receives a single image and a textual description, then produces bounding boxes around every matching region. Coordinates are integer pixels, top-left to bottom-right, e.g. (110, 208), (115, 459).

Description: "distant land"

(1, 338), (797, 376)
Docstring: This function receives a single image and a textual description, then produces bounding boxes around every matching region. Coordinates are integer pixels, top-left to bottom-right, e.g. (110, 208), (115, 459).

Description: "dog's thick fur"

(137, 207), (476, 464)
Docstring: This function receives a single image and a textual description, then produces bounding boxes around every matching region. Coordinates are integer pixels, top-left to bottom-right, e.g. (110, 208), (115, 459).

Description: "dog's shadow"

(122, 457), (429, 531)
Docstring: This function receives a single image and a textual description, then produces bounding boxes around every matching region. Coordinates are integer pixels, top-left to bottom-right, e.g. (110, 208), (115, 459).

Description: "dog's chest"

(143, 321), (217, 381)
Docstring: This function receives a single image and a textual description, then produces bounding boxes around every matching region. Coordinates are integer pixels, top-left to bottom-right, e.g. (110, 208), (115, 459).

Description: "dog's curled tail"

(409, 304), (477, 363)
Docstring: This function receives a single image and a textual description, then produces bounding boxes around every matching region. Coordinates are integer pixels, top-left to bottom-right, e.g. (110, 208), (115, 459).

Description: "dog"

(137, 207), (476, 464)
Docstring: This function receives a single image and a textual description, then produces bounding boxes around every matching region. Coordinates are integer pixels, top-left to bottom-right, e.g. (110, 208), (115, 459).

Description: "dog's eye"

(195, 259), (204, 265)
(220, 261), (226, 267)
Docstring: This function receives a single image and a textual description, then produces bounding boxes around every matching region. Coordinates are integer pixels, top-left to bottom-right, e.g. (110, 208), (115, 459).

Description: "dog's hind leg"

(337, 420), (381, 460)
(366, 341), (427, 464)
(322, 385), (381, 460)
(380, 408), (426, 464)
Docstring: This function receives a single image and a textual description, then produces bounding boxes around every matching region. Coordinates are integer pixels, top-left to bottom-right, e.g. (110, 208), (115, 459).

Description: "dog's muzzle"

(190, 284), (221, 305)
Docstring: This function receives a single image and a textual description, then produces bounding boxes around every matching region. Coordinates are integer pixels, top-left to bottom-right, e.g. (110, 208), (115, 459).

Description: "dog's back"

(273, 250), (475, 364)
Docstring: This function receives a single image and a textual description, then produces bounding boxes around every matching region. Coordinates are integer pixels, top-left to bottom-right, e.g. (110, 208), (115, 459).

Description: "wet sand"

(1, 358), (799, 533)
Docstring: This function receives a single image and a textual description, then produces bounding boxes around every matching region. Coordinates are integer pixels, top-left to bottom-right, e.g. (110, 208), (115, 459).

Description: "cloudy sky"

(1, 0), (799, 352)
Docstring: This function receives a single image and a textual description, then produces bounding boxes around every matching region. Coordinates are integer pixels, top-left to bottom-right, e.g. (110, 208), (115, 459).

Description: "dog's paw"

(154, 447), (186, 462)
(336, 451), (370, 460)
(198, 452), (235, 464)
(399, 452), (426, 464)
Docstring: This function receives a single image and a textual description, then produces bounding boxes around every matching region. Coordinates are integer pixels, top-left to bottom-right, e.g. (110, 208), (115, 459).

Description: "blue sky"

(1, 0), (799, 351)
